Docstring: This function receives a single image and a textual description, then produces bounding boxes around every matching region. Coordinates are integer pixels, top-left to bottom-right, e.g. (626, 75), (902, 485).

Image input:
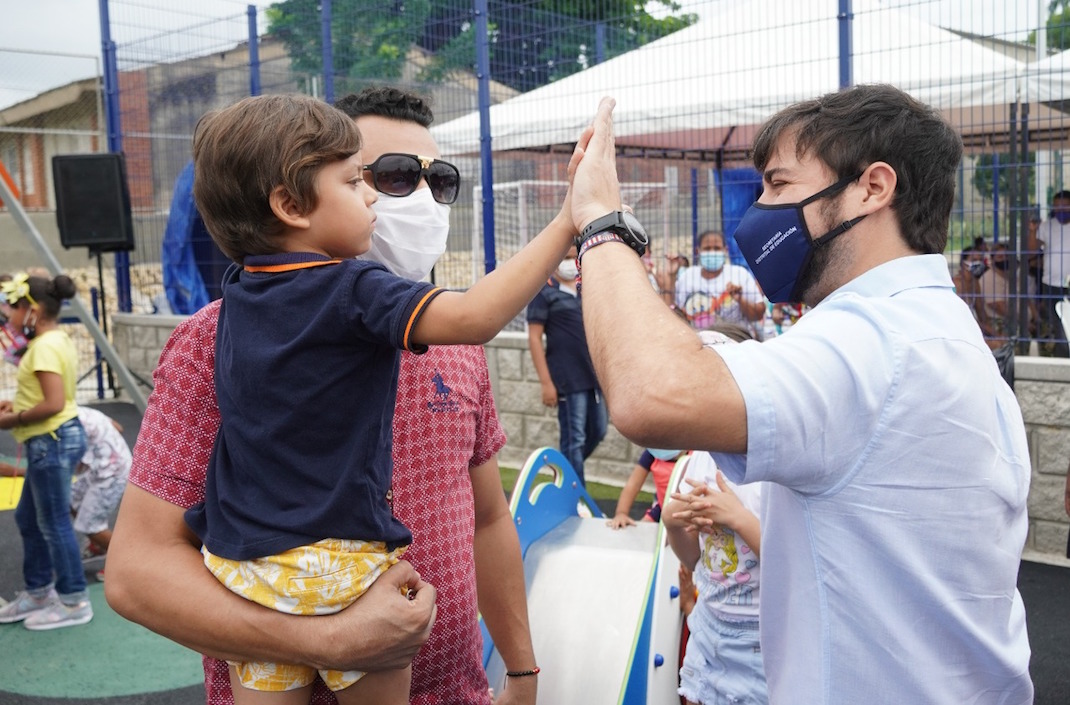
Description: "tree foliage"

(972, 153), (1036, 203)
(266, 1), (696, 93)
(1028, 1), (1070, 51)
(266, 0), (432, 88)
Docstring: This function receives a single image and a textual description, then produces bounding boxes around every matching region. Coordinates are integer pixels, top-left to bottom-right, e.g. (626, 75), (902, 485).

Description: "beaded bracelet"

(577, 231), (625, 263)
(575, 231), (626, 293)
(506, 666), (541, 678)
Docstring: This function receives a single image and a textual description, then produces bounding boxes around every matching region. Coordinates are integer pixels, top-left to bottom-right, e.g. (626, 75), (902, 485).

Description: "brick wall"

(113, 314), (1070, 562)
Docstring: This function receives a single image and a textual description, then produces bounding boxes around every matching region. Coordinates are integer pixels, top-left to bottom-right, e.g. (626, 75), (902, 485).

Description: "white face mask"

(556, 259), (579, 282)
(360, 188), (451, 282)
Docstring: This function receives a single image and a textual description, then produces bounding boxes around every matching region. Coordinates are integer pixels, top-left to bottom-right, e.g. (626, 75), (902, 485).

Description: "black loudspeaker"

(52, 153), (135, 252)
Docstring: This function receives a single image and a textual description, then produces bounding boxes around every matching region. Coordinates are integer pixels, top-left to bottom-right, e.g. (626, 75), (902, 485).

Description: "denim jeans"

(15, 417), (88, 599)
(679, 611), (767, 705)
(556, 389), (607, 485)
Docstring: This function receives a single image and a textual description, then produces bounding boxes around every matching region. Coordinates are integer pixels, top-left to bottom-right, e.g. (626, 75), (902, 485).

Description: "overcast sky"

(0, 0), (1045, 109)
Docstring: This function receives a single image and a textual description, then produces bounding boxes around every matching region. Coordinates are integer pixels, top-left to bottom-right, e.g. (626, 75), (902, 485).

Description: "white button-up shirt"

(713, 254), (1033, 705)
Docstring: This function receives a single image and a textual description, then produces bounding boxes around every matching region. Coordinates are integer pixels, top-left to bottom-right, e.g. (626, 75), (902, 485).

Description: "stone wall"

(483, 332), (643, 485)
(1015, 356), (1070, 560)
(113, 314), (1070, 562)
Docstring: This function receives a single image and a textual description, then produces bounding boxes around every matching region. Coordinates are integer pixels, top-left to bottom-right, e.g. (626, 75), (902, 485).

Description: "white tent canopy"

(1023, 48), (1070, 104)
(432, 0), (1023, 159)
(1004, 48), (1070, 147)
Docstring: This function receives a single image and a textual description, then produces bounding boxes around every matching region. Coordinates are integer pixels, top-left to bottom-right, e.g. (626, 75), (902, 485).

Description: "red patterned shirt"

(131, 299), (505, 705)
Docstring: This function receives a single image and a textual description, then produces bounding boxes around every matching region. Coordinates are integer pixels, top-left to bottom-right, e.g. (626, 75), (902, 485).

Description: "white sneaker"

(23, 599), (93, 631)
(0, 589), (59, 623)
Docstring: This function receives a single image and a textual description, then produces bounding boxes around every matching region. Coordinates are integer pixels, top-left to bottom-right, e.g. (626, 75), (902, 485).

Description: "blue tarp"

(161, 161), (211, 315)
(715, 167), (763, 266)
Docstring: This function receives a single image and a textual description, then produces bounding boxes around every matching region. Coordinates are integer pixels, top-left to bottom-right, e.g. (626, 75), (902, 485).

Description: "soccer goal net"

(472, 180), (671, 332)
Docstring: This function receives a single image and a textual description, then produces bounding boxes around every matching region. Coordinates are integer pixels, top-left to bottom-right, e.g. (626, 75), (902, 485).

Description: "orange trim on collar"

(244, 259), (343, 273)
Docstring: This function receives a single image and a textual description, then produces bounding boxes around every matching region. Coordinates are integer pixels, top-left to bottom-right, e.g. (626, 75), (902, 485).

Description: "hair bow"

(0, 273), (33, 307)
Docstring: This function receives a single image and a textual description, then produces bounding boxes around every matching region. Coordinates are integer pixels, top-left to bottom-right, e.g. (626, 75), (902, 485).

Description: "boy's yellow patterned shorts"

(202, 538), (406, 692)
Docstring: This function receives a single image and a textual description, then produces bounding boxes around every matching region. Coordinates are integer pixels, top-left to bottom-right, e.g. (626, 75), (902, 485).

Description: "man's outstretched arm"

(568, 97), (748, 454)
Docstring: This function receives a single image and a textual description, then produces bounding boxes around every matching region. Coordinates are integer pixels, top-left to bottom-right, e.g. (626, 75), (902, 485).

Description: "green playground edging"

(0, 583), (203, 698)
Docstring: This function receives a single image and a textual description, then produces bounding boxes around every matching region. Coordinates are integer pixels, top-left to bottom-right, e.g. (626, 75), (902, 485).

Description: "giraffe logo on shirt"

(427, 371), (460, 413)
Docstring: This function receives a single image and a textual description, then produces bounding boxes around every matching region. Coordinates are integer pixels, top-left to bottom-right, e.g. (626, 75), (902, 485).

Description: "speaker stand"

(90, 249), (117, 395)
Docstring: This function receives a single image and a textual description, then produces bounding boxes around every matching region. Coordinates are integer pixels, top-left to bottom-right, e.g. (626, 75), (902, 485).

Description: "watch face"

(622, 211), (649, 244)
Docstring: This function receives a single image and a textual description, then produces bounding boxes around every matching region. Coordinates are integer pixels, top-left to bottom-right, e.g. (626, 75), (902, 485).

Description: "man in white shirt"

(569, 85), (1032, 704)
(1038, 190), (1070, 357)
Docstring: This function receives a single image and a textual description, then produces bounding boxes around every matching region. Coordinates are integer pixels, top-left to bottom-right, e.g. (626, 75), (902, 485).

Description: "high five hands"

(567, 97), (623, 233)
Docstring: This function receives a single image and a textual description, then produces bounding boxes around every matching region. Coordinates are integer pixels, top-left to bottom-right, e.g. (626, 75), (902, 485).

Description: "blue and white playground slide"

(481, 447), (691, 705)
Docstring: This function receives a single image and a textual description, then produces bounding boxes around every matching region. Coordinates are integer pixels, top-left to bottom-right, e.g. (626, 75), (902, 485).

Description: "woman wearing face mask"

(0, 273), (92, 630)
(661, 231), (766, 334)
(978, 243), (1015, 347)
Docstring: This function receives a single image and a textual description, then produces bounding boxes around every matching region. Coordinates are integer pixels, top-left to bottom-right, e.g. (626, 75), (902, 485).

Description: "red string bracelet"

(506, 666), (541, 678)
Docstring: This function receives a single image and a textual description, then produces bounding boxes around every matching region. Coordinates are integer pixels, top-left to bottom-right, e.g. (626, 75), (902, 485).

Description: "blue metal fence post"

(837, 0), (853, 90)
(248, 5), (261, 96)
(321, 0), (334, 104)
(98, 0), (132, 313)
(475, 0), (496, 274)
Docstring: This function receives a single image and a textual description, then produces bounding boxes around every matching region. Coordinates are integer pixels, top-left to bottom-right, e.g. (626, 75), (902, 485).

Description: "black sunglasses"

(363, 153), (460, 205)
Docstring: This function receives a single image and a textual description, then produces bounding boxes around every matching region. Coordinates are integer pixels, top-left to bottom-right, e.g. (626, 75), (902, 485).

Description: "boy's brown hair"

(192, 94), (362, 263)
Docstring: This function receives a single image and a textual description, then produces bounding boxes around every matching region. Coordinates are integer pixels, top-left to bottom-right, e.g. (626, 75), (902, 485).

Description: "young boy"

(71, 405), (131, 562)
(606, 448), (688, 528)
(185, 94), (579, 705)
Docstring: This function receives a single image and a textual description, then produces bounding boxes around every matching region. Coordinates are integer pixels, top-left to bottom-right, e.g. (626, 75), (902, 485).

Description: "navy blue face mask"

(734, 173), (865, 303)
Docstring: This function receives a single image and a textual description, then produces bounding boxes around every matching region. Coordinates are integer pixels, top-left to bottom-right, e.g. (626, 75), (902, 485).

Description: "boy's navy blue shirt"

(185, 252), (442, 560)
(525, 279), (599, 394)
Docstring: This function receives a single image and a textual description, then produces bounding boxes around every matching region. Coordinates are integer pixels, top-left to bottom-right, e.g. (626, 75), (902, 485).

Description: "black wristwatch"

(577, 211), (649, 257)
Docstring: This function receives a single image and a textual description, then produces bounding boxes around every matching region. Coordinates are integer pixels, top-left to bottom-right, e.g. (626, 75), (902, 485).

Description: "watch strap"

(577, 211), (647, 257)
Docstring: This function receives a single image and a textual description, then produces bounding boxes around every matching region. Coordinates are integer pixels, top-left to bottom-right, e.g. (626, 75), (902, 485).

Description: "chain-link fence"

(3, 1), (1070, 353)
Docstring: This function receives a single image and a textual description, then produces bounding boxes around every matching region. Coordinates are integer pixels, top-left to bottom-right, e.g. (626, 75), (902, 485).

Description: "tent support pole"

(475, 0), (496, 275)
(838, 0), (853, 89)
(1017, 102), (1033, 354)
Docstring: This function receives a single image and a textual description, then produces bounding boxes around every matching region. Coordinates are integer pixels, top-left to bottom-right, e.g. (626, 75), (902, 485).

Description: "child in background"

(0, 406), (131, 562)
(664, 449), (766, 704)
(0, 274), (29, 366)
(526, 244), (608, 486)
(607, 448), (689, 528)
(185, 94), (580, 704)
(72, 405), (131, 560)
(0, 273), (91, 630)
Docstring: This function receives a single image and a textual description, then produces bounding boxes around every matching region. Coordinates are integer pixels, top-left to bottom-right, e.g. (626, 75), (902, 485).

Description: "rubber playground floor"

(0, 401), (1067, 704)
